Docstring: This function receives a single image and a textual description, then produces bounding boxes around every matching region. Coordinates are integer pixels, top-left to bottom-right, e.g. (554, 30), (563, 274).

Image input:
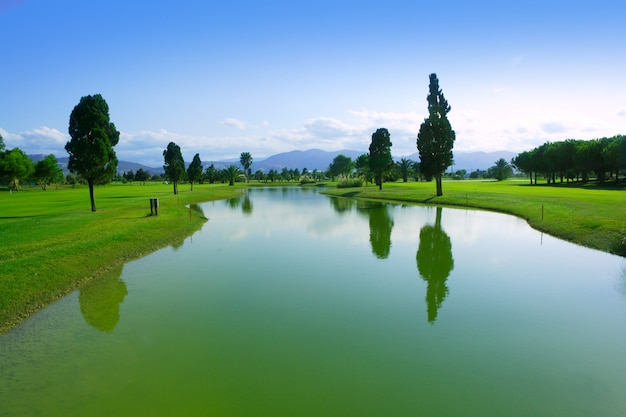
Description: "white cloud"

(221, 118), (248, 129)
(348, 109), (423, 134)
(0, 126), (68, 157)
(303, 117), (363, 140)
(617, 107), (626, 117)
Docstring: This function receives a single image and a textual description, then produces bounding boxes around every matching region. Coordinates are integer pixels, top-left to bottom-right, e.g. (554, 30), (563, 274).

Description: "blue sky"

(1, 0), (624, 167)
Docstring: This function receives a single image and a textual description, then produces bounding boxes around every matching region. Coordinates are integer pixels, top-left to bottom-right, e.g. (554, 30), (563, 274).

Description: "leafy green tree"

(204, 163), (217, 184)
(134, 168), (150, 185)
(327, 154), (354, 181)
(187, 153), (203, 190)
(0, 133), (5, 151)
(355, 153), (372, 184)
(280, 167), (291, 181)
(225, 164), (241, 186)
(123, 169), (134, 183)
(369, 128), (393, 190)
(512, 150), (534, 184)
(66, 173), (80, 187)
(396, 158), (414, 183)
(65, 94), (120, 211)
(416, 73), (456, 196)
(488, 158), (513, 181)
(254, 169), (265, 181)
(163, 142), (185, 194)
(267, 169), (278, 182)
(602, 135), (625, 183)
(0, 147), (33, 190)
(33, 154), (63, 190)
(412, 161), (422, 181)
(239, 152), (253, 179)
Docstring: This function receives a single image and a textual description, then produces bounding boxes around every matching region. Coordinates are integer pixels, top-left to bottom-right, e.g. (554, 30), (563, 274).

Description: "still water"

(1, 187), (625, 416)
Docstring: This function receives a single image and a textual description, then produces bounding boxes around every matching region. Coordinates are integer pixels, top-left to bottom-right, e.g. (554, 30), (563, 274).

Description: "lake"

(1, 186), (625, 416)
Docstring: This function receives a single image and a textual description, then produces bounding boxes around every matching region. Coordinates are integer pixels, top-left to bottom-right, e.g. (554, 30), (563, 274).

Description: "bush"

(300, 178), (316, 185)
(337, 178), (364, 188)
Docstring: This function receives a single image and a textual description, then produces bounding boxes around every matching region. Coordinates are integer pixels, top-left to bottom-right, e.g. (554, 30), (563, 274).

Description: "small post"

(541, 204), (544, 220)
(150, 198), (159, 216)
(189, 206), (192, 222)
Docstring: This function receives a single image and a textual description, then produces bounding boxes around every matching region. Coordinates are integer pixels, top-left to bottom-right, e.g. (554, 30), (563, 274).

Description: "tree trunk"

(88, 180), (96, 212)
(173, 182), (178, 195)
(435, 174), (443, 196)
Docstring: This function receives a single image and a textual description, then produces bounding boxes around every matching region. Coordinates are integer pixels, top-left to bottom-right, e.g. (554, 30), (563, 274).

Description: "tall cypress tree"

(416, 73), (455, 196)
(369, 127), (393, 190)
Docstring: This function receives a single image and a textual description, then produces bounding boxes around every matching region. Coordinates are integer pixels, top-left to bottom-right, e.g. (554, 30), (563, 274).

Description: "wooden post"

(150, 198), (159, 216)
(542, 204), (544, 220)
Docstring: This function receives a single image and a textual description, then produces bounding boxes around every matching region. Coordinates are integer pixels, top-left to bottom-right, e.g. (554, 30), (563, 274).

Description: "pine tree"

(416, 74), (455, 196)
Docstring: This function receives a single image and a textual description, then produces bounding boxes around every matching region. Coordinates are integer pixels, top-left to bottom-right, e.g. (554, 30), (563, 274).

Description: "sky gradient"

(1, 0), (625, 167)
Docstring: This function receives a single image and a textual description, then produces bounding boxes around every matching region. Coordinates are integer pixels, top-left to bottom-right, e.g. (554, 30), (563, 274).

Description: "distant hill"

(29, 155), (163, 175)
(31, 149), (518, 176)
(405, 150), (517, 172)
(253, 149), (363, 172)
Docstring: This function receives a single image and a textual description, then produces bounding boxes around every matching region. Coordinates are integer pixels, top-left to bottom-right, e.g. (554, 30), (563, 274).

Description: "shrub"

(337, 178), (364, 188)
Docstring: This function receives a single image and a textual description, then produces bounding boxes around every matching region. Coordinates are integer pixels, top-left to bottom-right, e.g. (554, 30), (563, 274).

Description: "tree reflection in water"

(241, 193), (253, 216)
(364, 203), (394, 259)
(329, 196), (355, 215)
(416, 207), (454, 323)
(78, 264), (128, 332)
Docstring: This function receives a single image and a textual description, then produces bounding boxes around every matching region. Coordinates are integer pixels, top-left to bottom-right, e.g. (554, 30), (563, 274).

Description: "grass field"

(1, 178), (624, 333)
(323, 179), (626, 258)
(0, 182), (243, 333)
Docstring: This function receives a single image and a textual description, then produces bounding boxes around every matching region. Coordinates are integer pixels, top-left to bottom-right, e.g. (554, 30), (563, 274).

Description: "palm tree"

(396, 158), (414, 182)
(239, 152), (253, 179)
(489, 158), (513, 181)
(225, 164), (242, 186)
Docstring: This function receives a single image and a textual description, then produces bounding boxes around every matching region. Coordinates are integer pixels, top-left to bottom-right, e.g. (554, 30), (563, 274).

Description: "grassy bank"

(0, 182), (243, 333)
(323, 179), (626, 257)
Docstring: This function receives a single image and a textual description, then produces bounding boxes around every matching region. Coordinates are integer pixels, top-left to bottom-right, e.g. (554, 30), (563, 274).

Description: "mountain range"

(31, 149), (517, 175)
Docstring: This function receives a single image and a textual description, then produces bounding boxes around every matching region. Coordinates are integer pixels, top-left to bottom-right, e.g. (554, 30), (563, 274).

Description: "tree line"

(0, 135), (65, 191)
(512, 136), (626, 184)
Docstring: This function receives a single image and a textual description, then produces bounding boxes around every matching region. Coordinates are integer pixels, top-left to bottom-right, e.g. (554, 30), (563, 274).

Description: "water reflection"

(329, 196), (355, 215)
(78, 264), (128, 332)
(226, 195), (242, 209)
(225, 193), (254, 216)
(241, 193), (253, 216)
(416, 207), (454, 323)
(357, 202), (394, 259)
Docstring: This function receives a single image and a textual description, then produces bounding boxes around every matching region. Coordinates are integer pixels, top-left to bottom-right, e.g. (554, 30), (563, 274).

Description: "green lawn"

(0, 182), (243, 333)
(323, 179), (626, 258)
